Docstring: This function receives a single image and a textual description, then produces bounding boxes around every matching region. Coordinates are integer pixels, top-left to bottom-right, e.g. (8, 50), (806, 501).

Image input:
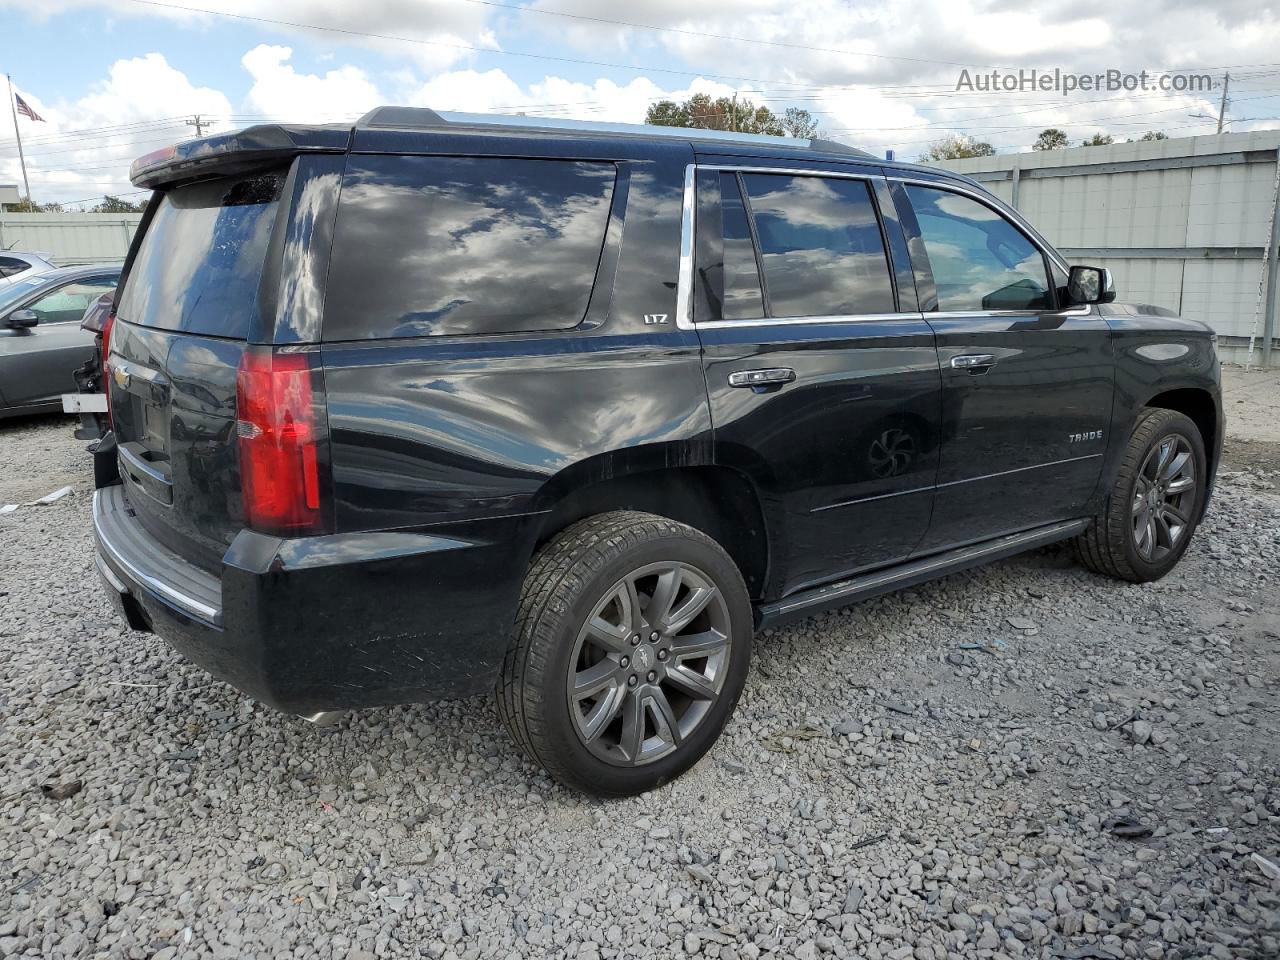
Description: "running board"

(755, 518), (1090, 630)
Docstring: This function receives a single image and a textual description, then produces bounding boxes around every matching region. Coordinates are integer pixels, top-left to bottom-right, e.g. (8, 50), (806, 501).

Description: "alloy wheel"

(1131, 434), (1197, 563)
(567, 561), (732, 766)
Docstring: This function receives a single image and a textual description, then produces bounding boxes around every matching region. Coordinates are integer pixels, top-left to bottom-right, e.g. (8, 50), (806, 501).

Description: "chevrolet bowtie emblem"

(112, 365), (131, 389)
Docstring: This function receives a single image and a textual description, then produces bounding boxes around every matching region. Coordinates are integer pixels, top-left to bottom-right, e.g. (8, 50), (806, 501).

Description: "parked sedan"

(0, 264), (120, 418)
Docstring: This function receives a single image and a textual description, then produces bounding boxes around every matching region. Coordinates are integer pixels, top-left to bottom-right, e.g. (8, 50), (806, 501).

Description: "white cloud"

(3, 0), (493, 73)
(405, 69), (739, 126)
(6, 0), (1280, 202)
(1, 53), (232, 204)
(406, 68), (527, 114)
(242, 44), (383, 120)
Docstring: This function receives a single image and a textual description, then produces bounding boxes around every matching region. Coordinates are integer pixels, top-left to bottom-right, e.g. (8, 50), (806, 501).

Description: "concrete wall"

(0, 212), (143, 266)
(928, 131), (1280, 365)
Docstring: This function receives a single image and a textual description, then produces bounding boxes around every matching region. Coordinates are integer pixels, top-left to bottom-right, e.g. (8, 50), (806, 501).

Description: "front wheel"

(496, 511), (752, 796)
(1074, 408), (1207, 582)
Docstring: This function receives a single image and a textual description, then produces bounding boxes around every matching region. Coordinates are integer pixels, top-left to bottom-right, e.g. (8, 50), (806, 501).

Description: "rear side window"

(904, 185), (1052, 311)
(117, 171), (284, 339)
(324, 156), (616, 340)
(0, 257), (30, 279)
(695, 171), (896, 322)
(743, 174), (896, 319)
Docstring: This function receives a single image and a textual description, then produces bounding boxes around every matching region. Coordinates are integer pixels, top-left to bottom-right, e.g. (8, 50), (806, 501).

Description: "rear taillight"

(235, 347), (328, 536)
(101, 312), (115, 425)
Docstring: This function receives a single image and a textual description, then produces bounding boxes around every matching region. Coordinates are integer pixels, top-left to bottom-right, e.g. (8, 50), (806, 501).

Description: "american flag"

(15, 93), (44, 122)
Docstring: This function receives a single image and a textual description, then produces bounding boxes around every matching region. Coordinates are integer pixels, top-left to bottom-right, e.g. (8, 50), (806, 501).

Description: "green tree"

(921, 134), (996, 161)
(645, 93), (816, 138)
(1138, 130), (1169, 141)
(1033, 128), (1070, 151)
(780, 106), (821, 139)
(1081, 132), (1114, 146)
(91, 195), (146, 213)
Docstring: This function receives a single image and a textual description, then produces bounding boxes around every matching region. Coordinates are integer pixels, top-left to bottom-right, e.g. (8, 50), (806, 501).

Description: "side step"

(755, 518), (1089, 630)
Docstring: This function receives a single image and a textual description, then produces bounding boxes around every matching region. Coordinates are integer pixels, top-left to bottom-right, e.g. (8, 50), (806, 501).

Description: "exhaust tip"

(298, 710), (346, 727)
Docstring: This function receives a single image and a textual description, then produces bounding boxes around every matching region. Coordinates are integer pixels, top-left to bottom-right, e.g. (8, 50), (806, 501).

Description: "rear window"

(117, 171), (284, 339)
(0, 256), (30, 279)
(324, 155), (616, 340)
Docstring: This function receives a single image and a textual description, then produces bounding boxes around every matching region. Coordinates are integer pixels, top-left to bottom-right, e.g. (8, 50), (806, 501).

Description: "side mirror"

(1067, 265), (1116, 305)
(6, 308), (38, 329)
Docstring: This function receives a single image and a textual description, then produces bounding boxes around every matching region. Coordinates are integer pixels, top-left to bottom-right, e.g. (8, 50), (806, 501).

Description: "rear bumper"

(93, 484), (533, 713)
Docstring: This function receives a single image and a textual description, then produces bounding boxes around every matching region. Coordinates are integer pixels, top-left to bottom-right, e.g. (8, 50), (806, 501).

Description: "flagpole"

(6, 74), (32, 204)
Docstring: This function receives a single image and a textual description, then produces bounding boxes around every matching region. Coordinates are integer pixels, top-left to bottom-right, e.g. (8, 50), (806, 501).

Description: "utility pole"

(6, 74), (32, 204)
(730, 93), (737, 133)
(1189, 72), (1254, 133)
(1216, 72), (1231, 135)
(186, 114), (209, 138)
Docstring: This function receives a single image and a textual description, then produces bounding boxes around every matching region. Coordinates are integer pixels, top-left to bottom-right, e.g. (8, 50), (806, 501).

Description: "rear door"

(0, 275), (111, 408)
(892, 178), (1113, 552)
(688, 162), (941, 598)
(108, 169), (288, 571)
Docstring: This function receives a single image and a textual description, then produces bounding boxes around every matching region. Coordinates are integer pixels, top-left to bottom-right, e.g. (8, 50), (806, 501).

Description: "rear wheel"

(496, 511), (752, 796)
(1074, 408), (1207, 582)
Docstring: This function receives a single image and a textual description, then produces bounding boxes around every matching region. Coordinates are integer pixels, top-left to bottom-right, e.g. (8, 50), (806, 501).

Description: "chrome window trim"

(930, 306), (1091, 319)
(674, 163), (920, 331)
(675, 164), (1094, 331)
(692, 312), (928, 331)
(696, 163), (877, 181)
(676, 164), (696, 331)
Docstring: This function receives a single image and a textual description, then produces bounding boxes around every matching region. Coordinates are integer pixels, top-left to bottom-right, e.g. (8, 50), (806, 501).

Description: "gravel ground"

(1, 379), (1277, 960)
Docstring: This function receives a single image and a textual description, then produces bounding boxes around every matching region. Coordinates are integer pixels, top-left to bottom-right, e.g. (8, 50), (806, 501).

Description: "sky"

(2, 0), (1279, 207)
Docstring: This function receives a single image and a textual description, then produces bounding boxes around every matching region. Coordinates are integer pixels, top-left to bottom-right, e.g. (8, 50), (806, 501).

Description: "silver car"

(0, 264), (120, 418)
(0, 251), (57, 285)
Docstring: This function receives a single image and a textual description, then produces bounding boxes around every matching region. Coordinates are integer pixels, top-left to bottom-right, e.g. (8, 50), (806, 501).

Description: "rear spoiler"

(130, 123), (351, 189)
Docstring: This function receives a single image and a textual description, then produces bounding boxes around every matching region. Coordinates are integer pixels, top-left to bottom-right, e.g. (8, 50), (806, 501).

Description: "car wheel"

(496, 510), (752, 796)
(1074, 408), (1207, 582)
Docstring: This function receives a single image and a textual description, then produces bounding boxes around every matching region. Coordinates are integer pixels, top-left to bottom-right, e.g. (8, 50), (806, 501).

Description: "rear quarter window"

(0, 257), (30, 279)
(323, 155), (616, 340)
(117, 171), (284, 339)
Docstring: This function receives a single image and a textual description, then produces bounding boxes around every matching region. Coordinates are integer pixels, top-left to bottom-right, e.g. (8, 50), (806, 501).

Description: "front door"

(688, 165), (941, 598)
(892, 179), (1113, 552)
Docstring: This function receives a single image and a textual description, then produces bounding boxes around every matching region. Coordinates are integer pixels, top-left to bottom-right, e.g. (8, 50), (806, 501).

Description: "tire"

(1074, 408), (1207, 583)
(496, 511), (753, 797)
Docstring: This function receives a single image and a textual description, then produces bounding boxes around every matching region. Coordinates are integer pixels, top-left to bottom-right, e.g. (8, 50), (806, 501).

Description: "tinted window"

(325, 156), (615, 340)
(117, 171), (284, 339)
(28, 278), (118, 325)
(905, 185), (1052, 311)
(741, 174), (895, 318)
(0, 257), (30, 279)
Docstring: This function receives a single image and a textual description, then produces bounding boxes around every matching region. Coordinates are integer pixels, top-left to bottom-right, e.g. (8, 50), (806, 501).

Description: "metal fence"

(0, 212), (142, 267)
(928, 130), (1280, 367)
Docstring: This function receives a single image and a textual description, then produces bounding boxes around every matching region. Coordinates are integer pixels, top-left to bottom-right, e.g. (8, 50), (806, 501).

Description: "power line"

(55, 189), (151, 208)
(119, 0), (841, 91)
(457, 0), (1006, 70)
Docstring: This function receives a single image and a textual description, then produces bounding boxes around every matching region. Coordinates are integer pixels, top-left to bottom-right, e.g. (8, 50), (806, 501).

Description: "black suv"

(94, 108), (1222, 796)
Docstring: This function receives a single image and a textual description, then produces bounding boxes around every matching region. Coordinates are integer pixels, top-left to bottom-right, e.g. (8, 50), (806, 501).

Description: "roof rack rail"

(355, 106), (873, 158)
